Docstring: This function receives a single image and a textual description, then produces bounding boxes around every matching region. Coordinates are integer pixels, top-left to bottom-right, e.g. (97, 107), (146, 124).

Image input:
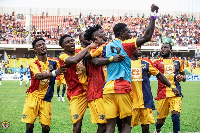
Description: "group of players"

(21, 4), (186, 133)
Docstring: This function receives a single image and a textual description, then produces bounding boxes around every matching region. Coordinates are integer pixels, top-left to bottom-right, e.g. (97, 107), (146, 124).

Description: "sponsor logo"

(1, 121), (10, 129)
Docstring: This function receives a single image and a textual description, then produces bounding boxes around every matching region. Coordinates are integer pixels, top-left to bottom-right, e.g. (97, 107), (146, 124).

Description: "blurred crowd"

(0, 12), (28, 44)
(0, 12), (199, 46)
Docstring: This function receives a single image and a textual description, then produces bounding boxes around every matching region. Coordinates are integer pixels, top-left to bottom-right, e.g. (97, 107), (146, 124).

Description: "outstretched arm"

(136, 4), (159, 47)
(64, 44), (97, 65)
(91, 54), (126, 66)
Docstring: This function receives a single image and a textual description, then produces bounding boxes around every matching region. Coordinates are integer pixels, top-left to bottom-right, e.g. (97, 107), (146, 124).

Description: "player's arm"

(136, 4), (159, 47)
(64, 43), (97, 65)
(35, 67), (65, 80)
(156, 72), (180, 96)
(91, 54), (126, 66)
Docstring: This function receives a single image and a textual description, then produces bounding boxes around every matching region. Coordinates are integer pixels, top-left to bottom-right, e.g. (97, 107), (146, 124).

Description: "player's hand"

(55, 66), (67, 75)
(176, 74), (183, 82)
(89, 42), (99, 49)
(172, 88), (180, 96)
(113, 54), (126, 62)
(151, 4), (159, 13)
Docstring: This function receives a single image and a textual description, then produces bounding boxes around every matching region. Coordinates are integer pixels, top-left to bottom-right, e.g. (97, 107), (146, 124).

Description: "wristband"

(170, 85), (175, 89)
(52, 70), (56, 77)
(150, 10), (158, 20)
(109, 56), (114, 62)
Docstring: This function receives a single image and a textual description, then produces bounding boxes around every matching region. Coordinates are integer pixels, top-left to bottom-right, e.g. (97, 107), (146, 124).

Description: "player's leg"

(57, 79), (61, 101)
(118, 93), (132, 133)
(103, 94), (118, 133)
(141, 124), (149, 133)
(170, 97), (182, 133)
(140, 108), (155, 133)
(105, 118), (117, 133)
(69, 93), (88, 133)
(26, 123), (34, 133)
(121, 116), (132, 133)
(116, 116), (123, 133)
(25, 79), (29, 87)
(61, 84), (66, 102)
(22, 94), (38, 133)
(39, 100), (52, 133)
(73, 118), (83, 133)
(0, 78), (2, 85)
(154, 98), (170, 133)
(97, 123), (106, 133)
(88, 98), (106, 133)
(41, 124), (50, 133)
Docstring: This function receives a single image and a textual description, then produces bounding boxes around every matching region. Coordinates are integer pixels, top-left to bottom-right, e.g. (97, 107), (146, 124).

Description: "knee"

(42, 124), (50, 133)
(73, 121), (82, 133)
(171, 114), (180, 123)
(26, 123), (34, 131)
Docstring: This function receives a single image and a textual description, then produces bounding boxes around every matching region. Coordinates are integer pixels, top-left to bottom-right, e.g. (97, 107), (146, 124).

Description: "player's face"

(80, 33), (91, 46)
(34, 40), (47, 56)
(96, 28), (107, 42)
(161, 43), (171, 58)
(133, 47), (141, 57)
(62, 37), (75, 52)
(122, 27), (132, 40)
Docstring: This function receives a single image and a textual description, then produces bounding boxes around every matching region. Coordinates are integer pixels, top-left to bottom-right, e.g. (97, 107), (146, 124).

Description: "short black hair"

(84, 24), (102, 41)
(113, 23), (127, 38)
(59, 34), (72, 47)
(164, 42), (172, 50)
(32, 38), (45, 48)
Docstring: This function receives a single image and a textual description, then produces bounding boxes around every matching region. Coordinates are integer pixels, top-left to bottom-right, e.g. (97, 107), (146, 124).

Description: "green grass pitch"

(0, 80), (200, 133)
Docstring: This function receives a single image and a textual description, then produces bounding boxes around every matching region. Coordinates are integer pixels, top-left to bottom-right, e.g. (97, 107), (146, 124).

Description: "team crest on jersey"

(173, 61), (177, 65)
(141, 64), (146, 69)
(99, 114), (105, 120)
(22, 114), (27, 119)
(73, 114), (79, 120)
(1, 121), (10, 129)
(48, 65), (53, 70)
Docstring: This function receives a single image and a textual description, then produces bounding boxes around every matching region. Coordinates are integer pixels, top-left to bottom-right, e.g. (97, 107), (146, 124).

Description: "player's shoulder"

(141, 58), (153, 63)
(152, 58), (161, 63)
(172, 57), (182, 61)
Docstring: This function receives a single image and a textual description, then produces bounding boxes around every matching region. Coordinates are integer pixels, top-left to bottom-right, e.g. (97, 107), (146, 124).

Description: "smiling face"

(161, 43), (172, 58)
(62, 36), (75, 52)
(93, 28), (108, 44)
(34, 40), (47, 56)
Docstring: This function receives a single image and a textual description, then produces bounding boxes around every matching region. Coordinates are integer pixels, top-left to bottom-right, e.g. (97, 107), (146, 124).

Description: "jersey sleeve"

(28, 61), (41, 77)
(122, 38), (137, 58)
(90, 44), (105, 58)
(179, 60), (184, 73)
(148, 60), (159, 76)
(59, 54), (69, 66)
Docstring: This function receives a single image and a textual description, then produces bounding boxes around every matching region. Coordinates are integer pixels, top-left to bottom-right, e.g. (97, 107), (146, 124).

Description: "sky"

(0, 0), (200, 12)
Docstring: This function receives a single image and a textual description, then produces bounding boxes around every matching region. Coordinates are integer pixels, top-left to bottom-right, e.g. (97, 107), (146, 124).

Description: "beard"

(161, 52), (170, 58)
